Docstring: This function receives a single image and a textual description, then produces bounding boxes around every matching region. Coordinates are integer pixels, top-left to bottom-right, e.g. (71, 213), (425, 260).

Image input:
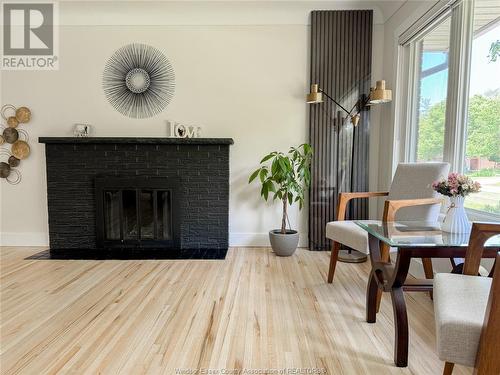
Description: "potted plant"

(249, 144), (313, 256)
(432, 172), (481, 233)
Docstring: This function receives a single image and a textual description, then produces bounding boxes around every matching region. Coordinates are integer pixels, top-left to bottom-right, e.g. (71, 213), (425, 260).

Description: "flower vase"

(441, 196), (471, 234)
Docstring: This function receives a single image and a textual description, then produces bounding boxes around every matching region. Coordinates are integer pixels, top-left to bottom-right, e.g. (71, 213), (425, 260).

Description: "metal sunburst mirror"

(102, 43), (175, 119)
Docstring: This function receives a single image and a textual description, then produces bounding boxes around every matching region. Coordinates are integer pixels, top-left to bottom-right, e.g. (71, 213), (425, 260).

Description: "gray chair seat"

(434, 273), (491, 367)
(326, 221), (369, 254)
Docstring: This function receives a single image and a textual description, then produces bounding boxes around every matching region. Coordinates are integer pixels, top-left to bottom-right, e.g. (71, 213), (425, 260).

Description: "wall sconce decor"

(1, 104), (32, 185)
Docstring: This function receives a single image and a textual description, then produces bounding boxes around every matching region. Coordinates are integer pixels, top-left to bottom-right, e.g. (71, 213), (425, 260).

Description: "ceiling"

(57, 0), (409, 24)
(423, 0), (500, 51)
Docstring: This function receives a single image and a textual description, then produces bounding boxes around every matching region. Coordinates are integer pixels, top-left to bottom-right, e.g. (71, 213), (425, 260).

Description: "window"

(415, 18), (451, 162)
(398, 0), (500, 219)
(464, 19), (500, 214)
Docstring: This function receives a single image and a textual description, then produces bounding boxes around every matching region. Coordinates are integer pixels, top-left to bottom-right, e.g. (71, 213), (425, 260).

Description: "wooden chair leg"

(422, 258), (433, 278)
(376, 243), (391, 312)
(422, 258), (434, 299)
(443, 362), (454, 375)
(376, 289), (383, 312)
(328, 241), (341, 283)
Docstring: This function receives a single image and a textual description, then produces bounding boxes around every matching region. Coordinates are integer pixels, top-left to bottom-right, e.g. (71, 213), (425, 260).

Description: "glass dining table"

(354, 220), (500, 368)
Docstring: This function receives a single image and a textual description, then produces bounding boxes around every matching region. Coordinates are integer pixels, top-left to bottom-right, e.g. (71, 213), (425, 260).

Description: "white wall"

(0, 1), (386, 247)
(377, 0), (437, 194)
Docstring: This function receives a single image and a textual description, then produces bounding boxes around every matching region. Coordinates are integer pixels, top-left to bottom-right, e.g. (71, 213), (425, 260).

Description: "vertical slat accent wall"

(309, 10), (372, 250)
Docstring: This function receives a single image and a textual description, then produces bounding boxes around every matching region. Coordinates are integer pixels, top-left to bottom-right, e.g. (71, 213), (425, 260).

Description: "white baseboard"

(0, 231), (308, 248)
(0, 232), (49, 247)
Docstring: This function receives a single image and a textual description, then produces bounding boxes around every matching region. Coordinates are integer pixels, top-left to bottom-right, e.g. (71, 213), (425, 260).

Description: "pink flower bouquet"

(432, 172), (481, 197)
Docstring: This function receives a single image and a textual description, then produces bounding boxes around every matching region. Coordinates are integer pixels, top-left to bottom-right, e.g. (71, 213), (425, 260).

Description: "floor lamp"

(306, 80), (392, 262)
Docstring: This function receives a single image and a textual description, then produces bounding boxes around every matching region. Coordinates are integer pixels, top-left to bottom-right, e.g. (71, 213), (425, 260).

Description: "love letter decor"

(167, 120), (202, 138)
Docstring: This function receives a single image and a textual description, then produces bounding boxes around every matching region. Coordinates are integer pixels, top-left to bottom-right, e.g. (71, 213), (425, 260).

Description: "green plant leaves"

(259, 168), (268, 182)
(248, 168), (260, 183)
(260, 153), (275, 164)
(261, 183), (269, 201)
(248, 144), (313, 216)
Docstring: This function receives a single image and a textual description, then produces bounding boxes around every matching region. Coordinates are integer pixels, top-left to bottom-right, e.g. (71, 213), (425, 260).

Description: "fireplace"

(95, 177), (180, 249)
(39, 137), (233, 259)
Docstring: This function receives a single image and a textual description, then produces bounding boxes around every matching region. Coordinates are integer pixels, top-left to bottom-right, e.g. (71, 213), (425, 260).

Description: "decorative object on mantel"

(249, 144), (313, 256)
(1, 104), (32, 184)
(73, 123), (92, 137)
(102, 43), (175, 119)
(167, 120), (202, 138)
(432, 173), (481, 233)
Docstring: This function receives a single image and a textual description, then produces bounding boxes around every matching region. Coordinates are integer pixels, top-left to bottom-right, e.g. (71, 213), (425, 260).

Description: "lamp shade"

(306, 84), (323, 104)
(369, 80), (392, 104)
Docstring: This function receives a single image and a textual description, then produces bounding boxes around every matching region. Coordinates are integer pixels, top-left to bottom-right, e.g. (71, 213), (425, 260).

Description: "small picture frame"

(73, 123), (92, 137)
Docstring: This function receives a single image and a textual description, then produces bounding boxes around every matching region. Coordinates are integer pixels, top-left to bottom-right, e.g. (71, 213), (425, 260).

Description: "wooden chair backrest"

(463, 222), (500, 276)
(461, 222), (500, 375)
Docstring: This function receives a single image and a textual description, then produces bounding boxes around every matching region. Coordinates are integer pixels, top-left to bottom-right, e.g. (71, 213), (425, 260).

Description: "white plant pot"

(441, 196), (471, 234)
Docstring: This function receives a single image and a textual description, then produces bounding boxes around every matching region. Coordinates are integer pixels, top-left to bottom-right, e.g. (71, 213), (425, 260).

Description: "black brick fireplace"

(39, 137), (234, 259)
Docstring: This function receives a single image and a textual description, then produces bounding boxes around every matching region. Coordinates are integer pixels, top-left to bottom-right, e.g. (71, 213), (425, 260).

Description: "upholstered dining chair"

(434, 222), (500, 375)
(326, 162), (449, 283)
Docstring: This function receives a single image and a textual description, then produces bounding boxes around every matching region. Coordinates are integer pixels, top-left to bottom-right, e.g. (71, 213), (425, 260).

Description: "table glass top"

(355, 220), (500, 248)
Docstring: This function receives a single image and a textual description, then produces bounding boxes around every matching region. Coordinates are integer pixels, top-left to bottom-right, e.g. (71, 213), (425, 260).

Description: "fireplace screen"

(96, 178), (178, 248)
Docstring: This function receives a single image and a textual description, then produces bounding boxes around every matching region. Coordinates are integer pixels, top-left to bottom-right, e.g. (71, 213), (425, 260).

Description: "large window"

(399, 0), (500, 219)
(464, 21), (500, 214)
(415, 18), (451, 162)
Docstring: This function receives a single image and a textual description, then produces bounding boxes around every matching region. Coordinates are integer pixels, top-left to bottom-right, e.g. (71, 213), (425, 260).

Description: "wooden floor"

(0, 247), (471, 375)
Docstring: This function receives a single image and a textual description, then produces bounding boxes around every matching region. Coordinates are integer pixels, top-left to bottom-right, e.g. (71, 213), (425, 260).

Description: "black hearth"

(39, 137), (234, 259)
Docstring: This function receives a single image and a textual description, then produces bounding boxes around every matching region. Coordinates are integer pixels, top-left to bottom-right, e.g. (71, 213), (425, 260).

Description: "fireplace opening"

(96, 177), (179, 249)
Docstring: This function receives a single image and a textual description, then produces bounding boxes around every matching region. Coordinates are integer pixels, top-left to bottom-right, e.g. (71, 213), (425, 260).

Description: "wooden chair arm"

(336, 191), (389, 221)
(382, 197), (443, 222)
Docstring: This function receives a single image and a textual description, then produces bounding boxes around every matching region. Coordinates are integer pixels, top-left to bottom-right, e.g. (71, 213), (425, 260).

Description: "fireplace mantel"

(39, 137), (234, 145)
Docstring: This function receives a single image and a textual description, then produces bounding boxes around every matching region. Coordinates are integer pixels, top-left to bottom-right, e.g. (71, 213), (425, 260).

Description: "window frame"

(395, 0), (499, 220)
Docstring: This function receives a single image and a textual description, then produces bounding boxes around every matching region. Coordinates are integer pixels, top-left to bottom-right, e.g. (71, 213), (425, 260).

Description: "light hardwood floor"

(0, 247), (471, 375)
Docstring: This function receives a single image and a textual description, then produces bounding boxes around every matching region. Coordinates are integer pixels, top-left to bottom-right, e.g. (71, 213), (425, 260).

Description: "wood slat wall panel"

(308, 10), (372, 250)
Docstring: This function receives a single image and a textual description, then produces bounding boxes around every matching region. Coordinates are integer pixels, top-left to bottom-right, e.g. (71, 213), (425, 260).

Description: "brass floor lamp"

(306, 80), (392, 262)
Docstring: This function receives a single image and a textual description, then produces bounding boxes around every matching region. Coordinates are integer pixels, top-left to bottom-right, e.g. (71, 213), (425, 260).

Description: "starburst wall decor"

(102, 43), (175, 119)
